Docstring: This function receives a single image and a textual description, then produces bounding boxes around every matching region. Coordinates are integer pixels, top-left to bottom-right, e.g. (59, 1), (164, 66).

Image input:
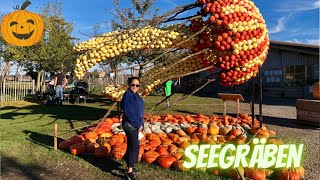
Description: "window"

(264, 69), (283, 88)
(285, 65), (307, 86)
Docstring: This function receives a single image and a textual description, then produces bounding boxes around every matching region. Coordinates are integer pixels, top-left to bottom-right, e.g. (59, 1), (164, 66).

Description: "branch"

(141, 23), (212, 66)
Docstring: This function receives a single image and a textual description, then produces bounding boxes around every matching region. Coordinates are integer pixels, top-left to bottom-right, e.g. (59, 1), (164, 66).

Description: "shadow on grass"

(1, 103), (120, 134)
(1, 155), (51, 180)
(22, 130), (125, 179)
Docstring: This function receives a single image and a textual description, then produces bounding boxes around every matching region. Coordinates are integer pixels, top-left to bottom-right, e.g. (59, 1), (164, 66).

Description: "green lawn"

(0, 94), (231, 180)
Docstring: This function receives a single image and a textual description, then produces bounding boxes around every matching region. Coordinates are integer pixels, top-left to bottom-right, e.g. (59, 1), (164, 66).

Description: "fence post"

(14, 79), (17, 101)
(32, 80), (35, 94)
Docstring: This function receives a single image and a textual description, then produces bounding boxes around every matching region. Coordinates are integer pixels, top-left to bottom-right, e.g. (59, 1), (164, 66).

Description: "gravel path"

(234, 101), (319, 180)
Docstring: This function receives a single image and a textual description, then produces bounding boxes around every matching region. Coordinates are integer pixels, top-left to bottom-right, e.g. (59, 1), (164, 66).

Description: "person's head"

(128, 77), (140, 93)
(58, 68), (63, 73)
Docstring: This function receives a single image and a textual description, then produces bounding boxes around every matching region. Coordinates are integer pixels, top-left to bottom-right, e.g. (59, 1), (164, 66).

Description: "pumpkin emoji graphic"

(0, 1), (44, 46)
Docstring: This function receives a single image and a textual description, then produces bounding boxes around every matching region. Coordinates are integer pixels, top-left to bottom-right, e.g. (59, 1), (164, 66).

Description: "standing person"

(54, 68), (67, 105)
(121, 77), (144, 180)
(165, 80), (173, 108)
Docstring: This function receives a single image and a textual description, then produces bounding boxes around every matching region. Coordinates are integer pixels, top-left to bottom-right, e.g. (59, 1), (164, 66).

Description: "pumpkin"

(157, 155), (176, 169)
(226, 135), (237, 141)
(59, 140), (72, 150)
(171, 152), (184, 160)
(100, 142), (112, 153)
(180, 141), (190, 149)
(98, 132), (113, 139)
(196, 127), (207, 134)
(84, 132), (98, 140)
(84, 138), (96, 144)
(172, 160), (189, 172)
(186, 126), (197, 134)
(219, 125), (232, 135)
(69, 143), (86, 155)
(157, 145), (169, 156)
(291, 166), (304, 178)
(86, 142), (99, 153)
(208, 125), (219, 136)
(94, 146), (110, 158)
(279, 169), (300, 180)
(176, 129), (187, 137)
(245, 168), (266, 180)
(230, 128), (242, 137)
(227, 167), (244, 180)
(161, 139), (173, 146)
(104, 118), (114, 125)
(189, 138), (200, 145)
(69, 135), (85, 144)
(112, 117), (120, 123)
(111, 143), (127, 159)
(168, 145), (178, 154)
(0, 1), (44, 47)
(95, 128), (106, 135)
(138, 146), (145, 161)
(142, 150), (160, 163)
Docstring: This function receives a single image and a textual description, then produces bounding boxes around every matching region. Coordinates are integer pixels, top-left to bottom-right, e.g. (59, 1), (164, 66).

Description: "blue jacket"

(121, 89), (144, 129)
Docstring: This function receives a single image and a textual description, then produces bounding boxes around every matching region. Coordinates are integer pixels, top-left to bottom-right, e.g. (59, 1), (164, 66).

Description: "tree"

(103, 0), (163, 78)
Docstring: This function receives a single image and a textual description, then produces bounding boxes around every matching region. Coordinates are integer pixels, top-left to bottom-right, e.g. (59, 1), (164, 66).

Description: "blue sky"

(0, 0), (319, 45)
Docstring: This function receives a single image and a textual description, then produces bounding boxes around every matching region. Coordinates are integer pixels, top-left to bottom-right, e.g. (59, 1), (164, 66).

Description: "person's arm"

(62, 77), (68, 87)
(122, 92), (141, 129)
(54, 76), (57, 89)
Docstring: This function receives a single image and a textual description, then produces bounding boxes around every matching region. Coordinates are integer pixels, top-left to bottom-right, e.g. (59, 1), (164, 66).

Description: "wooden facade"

(187, 41), (319, 98)
(261, 41), (319, 98)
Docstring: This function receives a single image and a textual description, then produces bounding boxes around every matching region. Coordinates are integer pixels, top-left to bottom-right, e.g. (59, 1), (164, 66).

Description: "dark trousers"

(124, 129), (140, 167)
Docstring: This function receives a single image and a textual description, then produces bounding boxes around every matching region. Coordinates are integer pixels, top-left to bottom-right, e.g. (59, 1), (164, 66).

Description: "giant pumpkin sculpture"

(0, 0), (44, 46)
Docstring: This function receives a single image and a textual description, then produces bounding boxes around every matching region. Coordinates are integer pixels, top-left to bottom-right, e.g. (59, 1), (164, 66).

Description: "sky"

(0, 0), (319, 45)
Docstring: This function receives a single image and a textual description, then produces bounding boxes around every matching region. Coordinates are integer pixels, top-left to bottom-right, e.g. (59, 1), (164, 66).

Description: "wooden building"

(184, 40), (320, 98)
(262, 41), (319, 98)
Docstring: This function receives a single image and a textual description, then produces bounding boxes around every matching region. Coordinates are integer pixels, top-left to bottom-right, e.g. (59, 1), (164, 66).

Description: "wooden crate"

(296, 99), (320, 126)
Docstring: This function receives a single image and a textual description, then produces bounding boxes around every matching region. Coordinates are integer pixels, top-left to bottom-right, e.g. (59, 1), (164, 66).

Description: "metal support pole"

(259, 67), (263, 128)
(117, 102), (121, 121)
(251, 79), (255, 127)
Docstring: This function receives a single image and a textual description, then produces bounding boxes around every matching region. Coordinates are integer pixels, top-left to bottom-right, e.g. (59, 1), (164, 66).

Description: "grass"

(0, 94), (233, 180)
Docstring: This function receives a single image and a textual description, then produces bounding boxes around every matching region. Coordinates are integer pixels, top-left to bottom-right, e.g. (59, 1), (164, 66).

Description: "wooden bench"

(296, 99), (320, 126)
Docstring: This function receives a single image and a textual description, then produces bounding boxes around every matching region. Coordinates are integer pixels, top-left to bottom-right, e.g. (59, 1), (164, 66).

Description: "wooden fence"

(87, 75), (129, 93)
(0, 79), (35, 102)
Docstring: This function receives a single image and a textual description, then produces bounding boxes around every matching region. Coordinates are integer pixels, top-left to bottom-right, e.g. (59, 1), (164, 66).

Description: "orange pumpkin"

(168, 145), (178, 154)
(157, 145), (169, 156)
(180, 141), (191, 149)
(291, 166), (304, 178)
(98, 132), (113, 139)
(111, 143), (127, 159)
(176, 129), (187, 137)
(230, 128), (242, 137)
(138, 146), (145, 161)
(171, 152), (184, 160)
(186, 126), (197, 134)
(69, 143), (86, 155)
(59, 140), (72, 150)
(142, 150), (160, 164)
(0, 2), (44, 46)
(279, 169), (300, 180)
(84, 132), (98, 140)
(156, 155), (176, 169)
(172, 160), (189, 172)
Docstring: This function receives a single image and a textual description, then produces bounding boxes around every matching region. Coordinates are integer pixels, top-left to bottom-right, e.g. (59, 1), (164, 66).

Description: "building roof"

(270, 40), (319, 55)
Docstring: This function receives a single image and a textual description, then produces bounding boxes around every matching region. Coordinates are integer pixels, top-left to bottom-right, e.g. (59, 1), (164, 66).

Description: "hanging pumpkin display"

(0, 0), (44, 46)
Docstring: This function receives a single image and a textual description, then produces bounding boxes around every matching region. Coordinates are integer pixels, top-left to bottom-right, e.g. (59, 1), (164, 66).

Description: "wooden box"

(296, 99), (320, 126)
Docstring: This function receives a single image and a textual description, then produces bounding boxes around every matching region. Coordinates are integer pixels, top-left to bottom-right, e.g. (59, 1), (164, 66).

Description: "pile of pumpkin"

(59, 113), (304, 180)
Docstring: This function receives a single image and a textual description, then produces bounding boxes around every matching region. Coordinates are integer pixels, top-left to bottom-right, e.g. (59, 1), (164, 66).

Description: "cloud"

(275, 0), (320, 12)
(269, 15), (291, 34)
(291, 38), (320, 45)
